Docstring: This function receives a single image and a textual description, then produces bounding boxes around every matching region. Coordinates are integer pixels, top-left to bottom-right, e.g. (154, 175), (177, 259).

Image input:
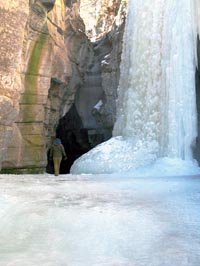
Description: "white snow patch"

(70, 136), (200, 175)
(94, 100), (103, 110)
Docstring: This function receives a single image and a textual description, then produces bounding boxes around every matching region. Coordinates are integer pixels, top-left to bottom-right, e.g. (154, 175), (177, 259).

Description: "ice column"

(114, 0), (197, 160)
(71, 0), (200, 174)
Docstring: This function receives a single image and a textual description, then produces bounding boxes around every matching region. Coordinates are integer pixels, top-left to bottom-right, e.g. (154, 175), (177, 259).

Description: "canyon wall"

(0, 0), (29, 171)
(0, 0), (91, 173)
(0, 0), (126, 173)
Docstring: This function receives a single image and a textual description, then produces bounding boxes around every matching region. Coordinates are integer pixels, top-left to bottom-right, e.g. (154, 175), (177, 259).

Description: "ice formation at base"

(71, 0), (200, 175)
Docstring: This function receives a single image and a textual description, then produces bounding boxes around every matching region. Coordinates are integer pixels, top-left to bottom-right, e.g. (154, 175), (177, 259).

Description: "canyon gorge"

(0, 0), (127, 173)
(0, 0), (200, 174)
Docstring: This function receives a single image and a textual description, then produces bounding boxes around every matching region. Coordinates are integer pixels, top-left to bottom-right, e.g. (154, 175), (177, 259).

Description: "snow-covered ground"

(0, 173), (199, 266)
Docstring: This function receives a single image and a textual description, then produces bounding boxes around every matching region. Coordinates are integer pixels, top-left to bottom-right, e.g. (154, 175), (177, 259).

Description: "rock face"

(60, 0), (126, 173)
(80, 0), (127, 39)
(1, 0), (66, 172)
(0, 0), (126, 173)
(76, 0), (127, 132)
(54, 0), (127, 172)
(0, 0), (89, 173)
(92, 15), (125, 132)
(0, 0), (29, 170)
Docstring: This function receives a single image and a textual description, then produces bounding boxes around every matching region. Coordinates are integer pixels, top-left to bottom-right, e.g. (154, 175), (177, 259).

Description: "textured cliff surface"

(76, 0), (127, 130)
(0, 0), (29, 170)
(93, 7), (126, 131)
(80, 0), (127, 39)
(86, 0), (126, 133)
(1, 0), (91, 172)
(55, 0), (127, 173)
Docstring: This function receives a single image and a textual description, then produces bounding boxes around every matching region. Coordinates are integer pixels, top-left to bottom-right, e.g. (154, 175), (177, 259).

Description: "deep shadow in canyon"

(46, 30), (121, 174)
(46, 104), (107, 174)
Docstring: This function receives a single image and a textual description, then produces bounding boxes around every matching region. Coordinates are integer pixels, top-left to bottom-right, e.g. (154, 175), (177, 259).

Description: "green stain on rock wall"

(0, 167), (45, 174)
(24, 32), (48, 104)
(20, 31), (49, 171)
(22, 30), (49, 125)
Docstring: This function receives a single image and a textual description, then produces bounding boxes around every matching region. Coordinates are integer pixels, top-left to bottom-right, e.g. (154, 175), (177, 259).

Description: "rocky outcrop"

(1, 0), (92, 173)
(0, 1), (29, 170)
(91, 1), (126, 134)
(54, 0), (127, 173)
(1, 0), (68, 172)
(95, 0), (127, 36)
(80, 0), (127, 39)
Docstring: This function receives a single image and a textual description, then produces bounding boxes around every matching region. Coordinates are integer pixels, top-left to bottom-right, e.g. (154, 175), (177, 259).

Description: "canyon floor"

(0, 173), (199, 266)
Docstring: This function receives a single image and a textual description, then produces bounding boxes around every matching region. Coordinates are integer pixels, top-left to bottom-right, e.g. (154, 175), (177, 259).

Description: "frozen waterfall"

(71, 0), (200, 175)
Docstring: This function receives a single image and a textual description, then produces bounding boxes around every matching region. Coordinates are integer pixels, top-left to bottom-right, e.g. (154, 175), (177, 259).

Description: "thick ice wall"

(113, 0), (164, 154)
(71, 0), (200, 174)
(160, 0), (197, 159)
(114, 0), (197, 159)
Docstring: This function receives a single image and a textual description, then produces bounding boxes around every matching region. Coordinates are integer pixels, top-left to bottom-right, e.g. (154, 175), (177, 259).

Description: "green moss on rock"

(24, 32), (48, 103)
(0, 167), (45, 174)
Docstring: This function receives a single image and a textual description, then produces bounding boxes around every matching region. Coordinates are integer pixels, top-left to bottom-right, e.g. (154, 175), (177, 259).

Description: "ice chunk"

(94, 99), (103, 110)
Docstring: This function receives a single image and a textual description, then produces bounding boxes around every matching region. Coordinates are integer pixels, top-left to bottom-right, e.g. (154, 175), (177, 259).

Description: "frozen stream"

(0, 174), (200, 266)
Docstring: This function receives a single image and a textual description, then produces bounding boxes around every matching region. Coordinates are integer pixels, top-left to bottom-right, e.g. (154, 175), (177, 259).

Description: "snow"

(0, 173), (200, 266)
(70, 136), (200, 175)
(94, 100), (103, 110)
(71, 0), (200, 175)
(101, 60), (109, 66)
(70, 136), (200, 174)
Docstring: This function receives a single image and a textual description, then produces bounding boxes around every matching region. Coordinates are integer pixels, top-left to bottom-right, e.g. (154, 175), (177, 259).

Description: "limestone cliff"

(0, 0), (92, 173)
(0, 0), (29, 170)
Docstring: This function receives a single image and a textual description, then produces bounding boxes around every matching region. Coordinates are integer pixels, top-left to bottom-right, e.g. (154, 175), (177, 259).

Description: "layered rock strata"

(1, 0), (91, 173)
(0, 1), (29, 170)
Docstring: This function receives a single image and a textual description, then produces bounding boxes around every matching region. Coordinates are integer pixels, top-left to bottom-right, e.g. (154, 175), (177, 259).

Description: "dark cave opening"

(58, 129), (92, 174)
(46, 104), (106, 174)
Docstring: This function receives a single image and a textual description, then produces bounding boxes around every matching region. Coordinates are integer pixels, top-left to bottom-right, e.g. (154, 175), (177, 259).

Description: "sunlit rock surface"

(0, 0), (29, 169)
(0, 0), (92, 172)
(80, 0), (127, 39)
(1, 0), (70, 172)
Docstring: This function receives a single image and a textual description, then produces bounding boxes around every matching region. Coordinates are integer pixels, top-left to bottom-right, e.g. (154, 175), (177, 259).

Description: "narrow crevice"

(194, 35), (200, 163)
